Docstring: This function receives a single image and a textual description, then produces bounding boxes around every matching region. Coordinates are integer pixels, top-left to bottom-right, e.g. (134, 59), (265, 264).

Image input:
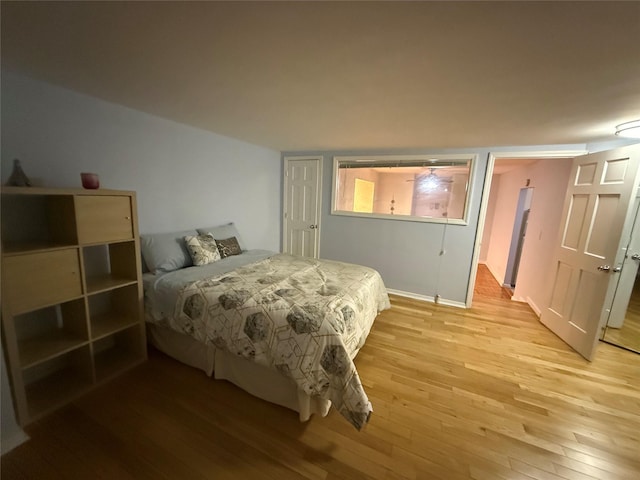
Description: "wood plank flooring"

(3, 290), (639, 479)
(473, 264), (512, 300)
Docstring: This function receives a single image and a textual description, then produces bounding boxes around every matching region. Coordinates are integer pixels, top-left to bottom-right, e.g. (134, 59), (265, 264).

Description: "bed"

(141, 224), (390, 430)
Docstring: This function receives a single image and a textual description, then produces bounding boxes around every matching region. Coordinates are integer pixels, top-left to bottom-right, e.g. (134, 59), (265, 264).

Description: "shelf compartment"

(76, 195), (133, 244)
(14, 299), (89, 369)
(91, 312), (140, 340)
(93, 325), (145, 382)
(88, 284), (140, 340)
(3, 248), (83, 315)
(1, 194), (78, 251)
(23, 346), (93, 419)
(84, 241), (139, 294)
(2, 242), (80, 256)
(85, 275), (138, 294)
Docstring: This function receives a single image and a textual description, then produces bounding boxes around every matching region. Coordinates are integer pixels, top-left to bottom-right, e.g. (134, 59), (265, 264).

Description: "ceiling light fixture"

(615, 120), (640, 139)
(419, 168), (441, 192)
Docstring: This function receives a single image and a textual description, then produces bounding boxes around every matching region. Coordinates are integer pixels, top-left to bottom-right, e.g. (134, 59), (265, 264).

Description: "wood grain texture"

(1, 189), (145, 425)
(75, 196), (133, 245)
(2, 288), (639, 479)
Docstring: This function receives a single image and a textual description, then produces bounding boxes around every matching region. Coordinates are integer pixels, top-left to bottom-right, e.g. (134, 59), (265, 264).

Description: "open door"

(541, 144), (640, 360)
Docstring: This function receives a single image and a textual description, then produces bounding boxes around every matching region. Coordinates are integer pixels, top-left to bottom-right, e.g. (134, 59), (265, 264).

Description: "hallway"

(473, 264), (512, 300)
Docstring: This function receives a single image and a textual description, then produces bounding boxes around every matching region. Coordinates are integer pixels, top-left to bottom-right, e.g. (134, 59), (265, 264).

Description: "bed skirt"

(147, 322), (332, 421)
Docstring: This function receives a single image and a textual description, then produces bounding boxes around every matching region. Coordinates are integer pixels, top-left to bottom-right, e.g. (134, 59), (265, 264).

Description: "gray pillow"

(140, 229), (197, 273)
(196, 222), (245, 251)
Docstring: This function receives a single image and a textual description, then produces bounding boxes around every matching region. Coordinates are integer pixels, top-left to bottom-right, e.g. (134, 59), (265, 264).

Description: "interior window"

(332, 154), (477, 224)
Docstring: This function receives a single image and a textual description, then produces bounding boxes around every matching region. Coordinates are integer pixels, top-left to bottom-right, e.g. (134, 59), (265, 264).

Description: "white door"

(541, 144), (640, 360)
(604, 192), (640, 328)
(283, 156), (322, 258)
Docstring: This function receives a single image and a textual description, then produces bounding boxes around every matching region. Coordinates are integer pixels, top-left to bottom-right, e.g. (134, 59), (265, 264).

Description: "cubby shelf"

(86, 275), (138, 294)
(2, 242), (79, 256)
(91, 312), (140, 340)
(18, 333), (89, 369)
(94, 343), (144, 382)
(1, 187), (147, 425)
(25, 366), (93, 420)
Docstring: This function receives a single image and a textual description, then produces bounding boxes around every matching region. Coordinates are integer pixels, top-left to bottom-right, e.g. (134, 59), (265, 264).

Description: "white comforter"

(150, 253), (389, 429)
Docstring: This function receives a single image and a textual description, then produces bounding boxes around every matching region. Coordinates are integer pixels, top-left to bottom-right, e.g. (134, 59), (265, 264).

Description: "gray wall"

(285, 146), (591, 305)
(1, 71), (282, 248)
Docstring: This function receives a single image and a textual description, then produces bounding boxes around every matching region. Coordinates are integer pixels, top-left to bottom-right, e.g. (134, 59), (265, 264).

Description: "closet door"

(283, 156), (322, 258)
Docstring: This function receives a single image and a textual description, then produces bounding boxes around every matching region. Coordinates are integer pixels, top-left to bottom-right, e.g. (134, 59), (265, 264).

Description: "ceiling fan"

(407, 168), (453, 191)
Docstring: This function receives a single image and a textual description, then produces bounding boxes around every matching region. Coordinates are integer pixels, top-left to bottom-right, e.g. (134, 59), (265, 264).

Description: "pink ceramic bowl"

(81, 172), (100, 189)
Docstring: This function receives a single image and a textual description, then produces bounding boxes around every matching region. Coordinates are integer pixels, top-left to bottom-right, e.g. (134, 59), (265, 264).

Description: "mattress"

(144, 250), (390, 429)
(147, 322), (331, 421)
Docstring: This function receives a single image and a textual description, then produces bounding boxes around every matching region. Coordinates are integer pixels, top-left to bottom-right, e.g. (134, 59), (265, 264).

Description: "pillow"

(184, 234), (221, 266)
(196, 222), (245, 251)
(140, 229), (197, 273)
(216, 236), (242, 258)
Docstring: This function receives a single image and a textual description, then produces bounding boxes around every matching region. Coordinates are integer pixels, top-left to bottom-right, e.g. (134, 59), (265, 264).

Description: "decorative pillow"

(196, 222), (245, 251)
(216, 236), (242, 258)
(140, 229), (197, 273)
(184, 234), (221, 266)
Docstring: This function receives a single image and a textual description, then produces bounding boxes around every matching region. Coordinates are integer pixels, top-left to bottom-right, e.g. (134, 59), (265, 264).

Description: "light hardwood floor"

(473, 264), (512, 300)
(2, 290), (639, 479)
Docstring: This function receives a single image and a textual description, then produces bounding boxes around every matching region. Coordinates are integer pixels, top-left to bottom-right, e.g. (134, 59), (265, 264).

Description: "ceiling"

(2, 1), (640, 152)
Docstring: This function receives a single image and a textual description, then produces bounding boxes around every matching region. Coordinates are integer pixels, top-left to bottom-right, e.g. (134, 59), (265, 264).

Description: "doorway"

(505, 187), (534, 289)
(470, 144), (640, 360)
(469, 151), (582, 311)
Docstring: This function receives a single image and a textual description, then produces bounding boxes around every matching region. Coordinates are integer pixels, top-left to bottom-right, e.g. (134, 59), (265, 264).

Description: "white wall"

(1, 71), (282, 450)
(484, 169), (527, 284)
(512, 159), (573, 313)
(479, 174), (500, 263)
(1, 71), (282, 248)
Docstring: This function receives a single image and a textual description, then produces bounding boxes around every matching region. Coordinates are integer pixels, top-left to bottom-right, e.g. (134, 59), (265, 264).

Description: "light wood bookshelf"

(1, 187), (147, 425)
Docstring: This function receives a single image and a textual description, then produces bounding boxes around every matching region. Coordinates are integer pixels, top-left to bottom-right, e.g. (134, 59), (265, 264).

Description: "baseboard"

(484, 262), (505, 286)
(387, 288), (467, 309)
(1, 430), (29, 455)
(526, 296), (542, 317)
(509, 295), (542, 317)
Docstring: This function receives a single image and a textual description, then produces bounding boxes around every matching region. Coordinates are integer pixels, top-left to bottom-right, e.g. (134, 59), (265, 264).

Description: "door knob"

(310, 224), (317, 229)
(632, 253), (640, 260)
(597, 265), (622, 272)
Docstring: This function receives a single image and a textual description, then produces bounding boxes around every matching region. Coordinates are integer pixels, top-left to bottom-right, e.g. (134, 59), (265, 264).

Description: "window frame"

(331, 153), (478, 225)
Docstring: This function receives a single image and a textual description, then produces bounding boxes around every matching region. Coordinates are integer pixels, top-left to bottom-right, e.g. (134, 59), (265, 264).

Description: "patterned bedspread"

(168, 253), (390, 429)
